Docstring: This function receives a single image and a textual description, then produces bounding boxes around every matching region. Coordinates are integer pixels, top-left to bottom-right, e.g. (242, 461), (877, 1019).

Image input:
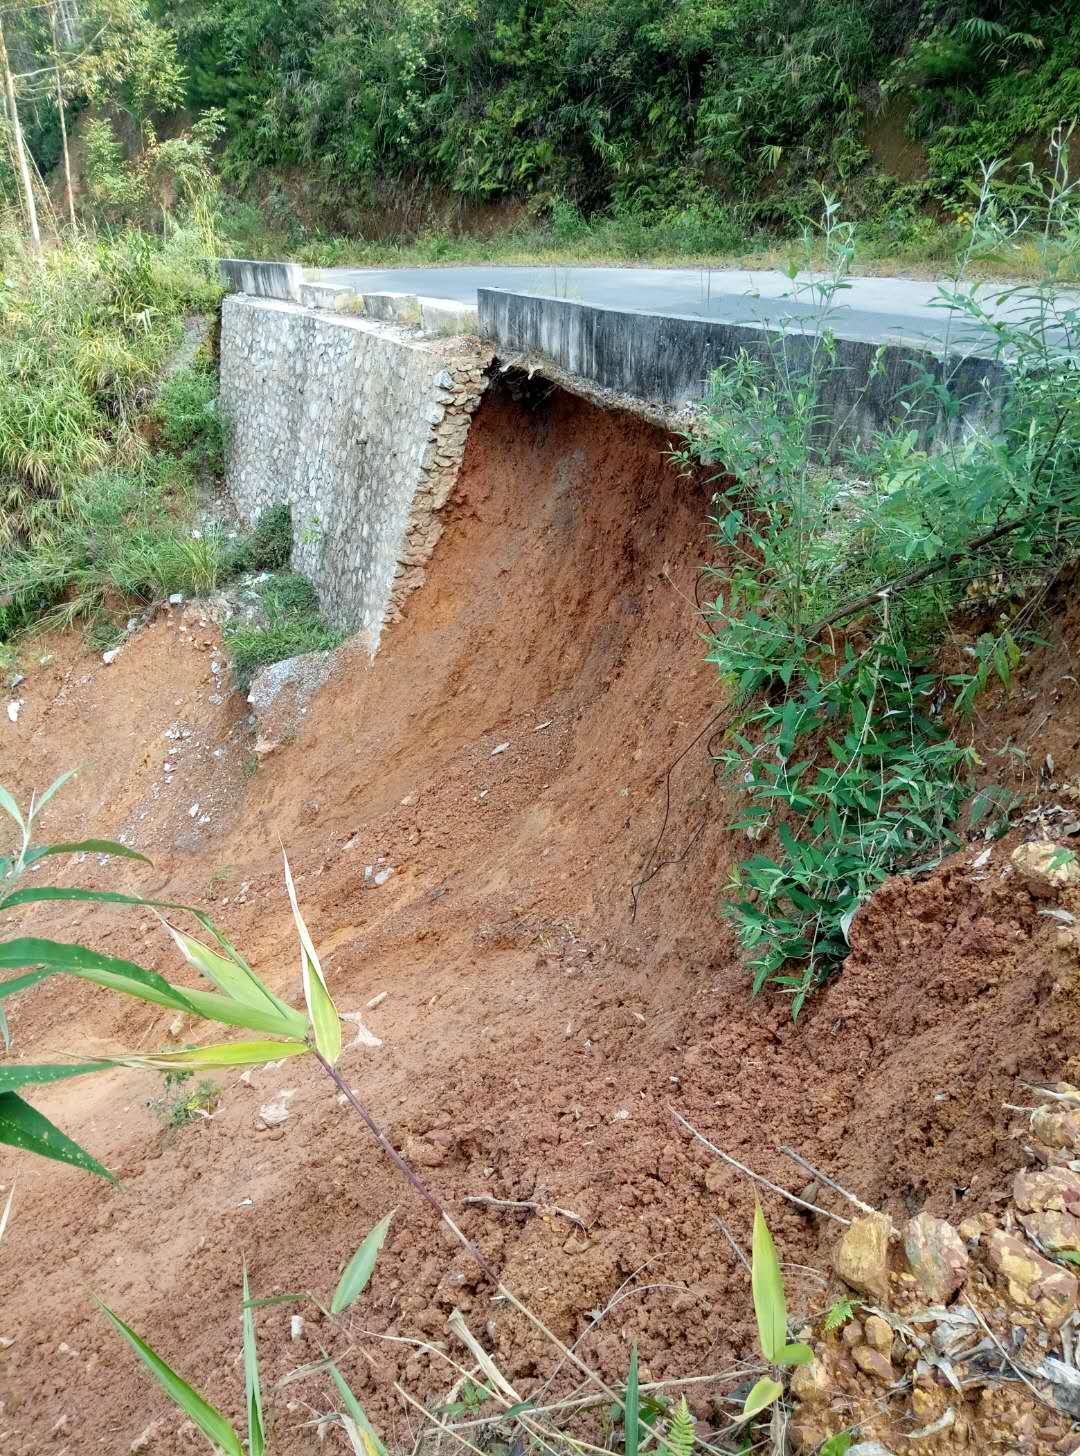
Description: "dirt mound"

(1, 378), (1078, 1452)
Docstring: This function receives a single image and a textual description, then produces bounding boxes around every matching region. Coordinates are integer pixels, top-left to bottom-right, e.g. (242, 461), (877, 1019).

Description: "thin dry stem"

(672, 1111), (851, 1225)
(777, 1146), (876, 1216)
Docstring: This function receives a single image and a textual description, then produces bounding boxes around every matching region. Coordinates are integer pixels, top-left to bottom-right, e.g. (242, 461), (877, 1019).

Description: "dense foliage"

(155, 0), (1080, 228)
(682, 173), (1080, 1012)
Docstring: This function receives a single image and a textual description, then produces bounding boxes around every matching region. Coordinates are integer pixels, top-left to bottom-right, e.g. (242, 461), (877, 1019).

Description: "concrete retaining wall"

(220, 295), (490, 645)
(478, 289), (1006, 448)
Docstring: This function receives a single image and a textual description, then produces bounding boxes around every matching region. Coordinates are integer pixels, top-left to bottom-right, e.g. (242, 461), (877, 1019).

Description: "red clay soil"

(1, 378), (1078, 1453)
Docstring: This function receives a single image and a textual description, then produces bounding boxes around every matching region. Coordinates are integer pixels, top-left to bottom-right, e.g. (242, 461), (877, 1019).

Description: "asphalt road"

(315, 264), (1016, 349)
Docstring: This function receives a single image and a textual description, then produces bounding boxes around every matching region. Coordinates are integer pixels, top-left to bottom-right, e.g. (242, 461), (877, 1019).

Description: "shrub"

(227, 503), (293, 573)
(679, 172), (1080, 1013)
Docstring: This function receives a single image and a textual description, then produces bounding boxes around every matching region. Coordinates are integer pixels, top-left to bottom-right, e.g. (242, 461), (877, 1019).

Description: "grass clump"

(225, 572), (343, 692)
(152, 362), (226, 475)
(0, 459), (228, 640)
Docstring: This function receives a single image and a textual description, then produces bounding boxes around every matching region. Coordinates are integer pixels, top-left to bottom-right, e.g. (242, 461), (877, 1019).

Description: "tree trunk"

(0, 17), (42, 256)
(51, 11), (75, 229)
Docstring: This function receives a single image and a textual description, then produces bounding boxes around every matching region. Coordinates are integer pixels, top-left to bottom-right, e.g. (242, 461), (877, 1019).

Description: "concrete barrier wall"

(478, 289), (1006, 449)
(219, 258), (304, 302)
(220, 296), (489, 644)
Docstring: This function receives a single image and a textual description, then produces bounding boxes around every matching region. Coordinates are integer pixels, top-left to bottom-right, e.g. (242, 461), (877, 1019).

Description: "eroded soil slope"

(1, 379), (1078, 1453)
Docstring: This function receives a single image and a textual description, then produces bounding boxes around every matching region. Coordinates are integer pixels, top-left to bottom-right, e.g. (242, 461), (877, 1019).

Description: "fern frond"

(666, 1396), (695, 1456)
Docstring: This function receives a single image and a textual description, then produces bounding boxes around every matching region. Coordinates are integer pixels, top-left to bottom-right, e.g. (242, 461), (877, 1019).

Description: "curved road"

(314, 264), (1024, 349)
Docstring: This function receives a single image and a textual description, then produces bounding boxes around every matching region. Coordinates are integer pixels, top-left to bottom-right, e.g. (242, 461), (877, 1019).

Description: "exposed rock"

(863, 1314), (893, 1353)
(1020, 1209), (1080, 1253)
(852, 1344), (893, 1382)
(833, 1212), (895, 1300)
(987, 1230), (1078, 1327)
(248, 646), (341, 751)
(789, 1357), (831, 1404)
(903, 1211), (969, 1304)
(1031, 1105), (1080, 1152)
(403, 1136), (446, 1168)
(1011, 841), (1080, 897)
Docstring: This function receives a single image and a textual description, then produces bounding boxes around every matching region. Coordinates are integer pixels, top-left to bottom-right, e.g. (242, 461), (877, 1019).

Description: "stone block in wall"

(220, 295), (492, 650)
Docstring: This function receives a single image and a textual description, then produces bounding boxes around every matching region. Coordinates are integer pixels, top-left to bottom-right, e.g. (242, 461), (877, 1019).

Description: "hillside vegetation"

(2, 0), (1079, 255)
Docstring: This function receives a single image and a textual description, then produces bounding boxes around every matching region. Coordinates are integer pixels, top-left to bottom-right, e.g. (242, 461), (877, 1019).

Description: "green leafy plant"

(822, 1297), (855, 1334)
(99, 1219), (396, 1455)
(147, 1069), (221, 1128)
(0, 769), (343, 1174)
(681, 175), (1080, 1012)
(741, 1202), (812, 1421)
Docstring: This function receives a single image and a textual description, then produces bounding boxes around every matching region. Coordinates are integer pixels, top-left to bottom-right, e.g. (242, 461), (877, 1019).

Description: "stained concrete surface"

(312, 264), (1041, 350)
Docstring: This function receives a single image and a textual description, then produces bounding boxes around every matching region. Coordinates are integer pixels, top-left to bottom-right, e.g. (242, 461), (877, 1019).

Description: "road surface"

(313, 264), (1023, 349)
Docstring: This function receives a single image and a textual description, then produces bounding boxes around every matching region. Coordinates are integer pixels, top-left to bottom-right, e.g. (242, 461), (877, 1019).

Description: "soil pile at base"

(0, 378), (1077, 1452)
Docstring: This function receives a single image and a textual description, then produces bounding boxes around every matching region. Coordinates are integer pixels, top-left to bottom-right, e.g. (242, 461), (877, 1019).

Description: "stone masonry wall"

(219, 295), (490, 646)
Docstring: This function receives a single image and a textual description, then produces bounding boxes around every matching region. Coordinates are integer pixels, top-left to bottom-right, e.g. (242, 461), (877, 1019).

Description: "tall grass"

(0, 218), (220, 552)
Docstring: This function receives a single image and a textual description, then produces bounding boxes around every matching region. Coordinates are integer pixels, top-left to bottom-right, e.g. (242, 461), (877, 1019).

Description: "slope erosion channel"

(0, 373), (1078, 1453)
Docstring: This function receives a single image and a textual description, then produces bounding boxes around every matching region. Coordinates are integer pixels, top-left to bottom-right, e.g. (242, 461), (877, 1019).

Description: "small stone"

(102, 648), (121, 665)
(290, 1315), (304, 1342)
(790, 1356), (831, 1405)
(491, 741), (510, 755)
(833, 1212), (895, 1300)
(852, 1344), (893, 1382)
(404, 1136), (445, 1168)
(7, 700), (21, 723)
(257, 1101), (290, 1128)
(863, 1314), (893, 1353)
(848, 1445), (897, 1456)
(373, 867), (394, 886)
(129, 1418), (166, 1452)
(903, 1212), (969, 1304)
(168, 593), (184, 606)
(1011, 841), (1080, 897)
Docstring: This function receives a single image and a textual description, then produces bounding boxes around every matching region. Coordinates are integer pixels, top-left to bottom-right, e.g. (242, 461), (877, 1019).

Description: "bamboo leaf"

(242, 1264), (266, 1456)
(179, 986), (309, 1038)
(0, 1061), (112, 1090)
(624, 1344), (640, 1456)
(0, 1090), (114, 1180)
(327, 1362), (389, 1456)
(106, 1040), (309, 1072)
(777, 1341), (813, 1367)
(34, 769), (77, 813)
(0, 937), (191, 1012)
(331, 1210), (394, 1314)
(154, 913), (299, 1028)
(0, 969), (51, 999)
(281, 849), (341, 1065)
(24, 840), (152, 866)
(741, 1376), (782, 1420)
(0, 786), (25, 833)
(96, 1298), (244, 1456)
(751, 1200), (786, 1363)
(0, 940), (306, 1037)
